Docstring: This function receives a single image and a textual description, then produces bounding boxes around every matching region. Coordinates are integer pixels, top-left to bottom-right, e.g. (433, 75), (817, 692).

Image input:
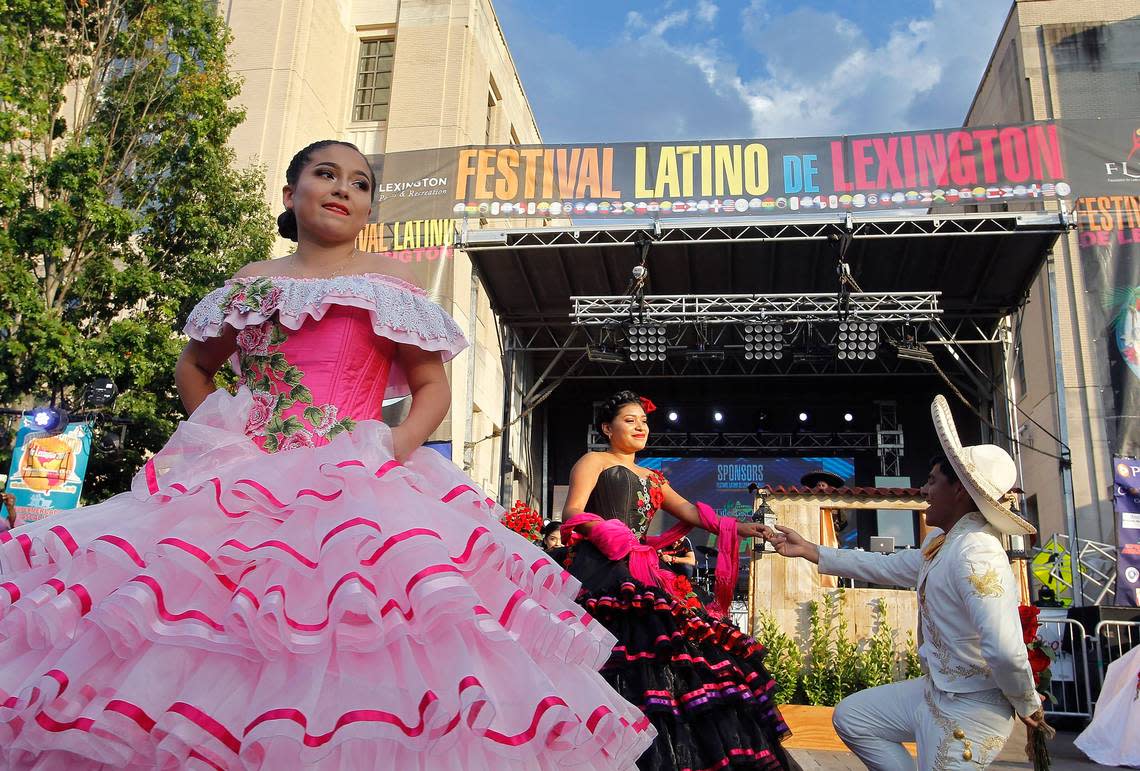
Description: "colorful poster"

(1112, 457), (1140, 606)
(1077, 196), (1140, 457)
(5, 418), (93, 526)
(352, 119), (1140, 224)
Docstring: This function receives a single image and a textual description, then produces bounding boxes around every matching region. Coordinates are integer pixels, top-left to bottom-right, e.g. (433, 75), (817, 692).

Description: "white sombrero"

(930, 395), (1035, 535)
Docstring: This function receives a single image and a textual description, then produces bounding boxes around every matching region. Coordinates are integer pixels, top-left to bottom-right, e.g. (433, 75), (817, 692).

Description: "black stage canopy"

(460, 212), (1071, 502)
(461, 212), (1069, 385)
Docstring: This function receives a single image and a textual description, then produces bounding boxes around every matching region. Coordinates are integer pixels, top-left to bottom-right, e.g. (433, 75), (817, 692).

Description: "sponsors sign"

(1112, 457), (1140, 606)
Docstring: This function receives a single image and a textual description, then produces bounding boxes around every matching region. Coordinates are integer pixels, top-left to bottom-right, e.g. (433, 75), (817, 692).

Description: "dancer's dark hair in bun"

(596, 390), (644, 434)
(276, 139), (376, 241)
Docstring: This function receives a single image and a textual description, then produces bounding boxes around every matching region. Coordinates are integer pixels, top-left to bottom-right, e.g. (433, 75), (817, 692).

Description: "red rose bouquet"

(1018, 605), (1055, 699)
(502, 500), (543, 543)
(1019, 605), (1056, 771)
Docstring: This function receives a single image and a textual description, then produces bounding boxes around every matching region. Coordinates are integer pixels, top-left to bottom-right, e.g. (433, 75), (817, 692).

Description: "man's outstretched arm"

(765, 524), (925, 587)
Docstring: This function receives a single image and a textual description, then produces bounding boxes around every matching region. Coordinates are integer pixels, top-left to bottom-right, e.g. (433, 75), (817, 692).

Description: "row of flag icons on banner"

(453, 182), (1072, 218)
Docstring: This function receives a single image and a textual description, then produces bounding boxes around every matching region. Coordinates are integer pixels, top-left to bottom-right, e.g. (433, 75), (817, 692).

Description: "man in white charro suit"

(764, 395), (1046, 770)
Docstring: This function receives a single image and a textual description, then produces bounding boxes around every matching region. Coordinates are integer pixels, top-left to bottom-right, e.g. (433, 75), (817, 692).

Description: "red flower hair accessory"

(639, 397), (657, 414)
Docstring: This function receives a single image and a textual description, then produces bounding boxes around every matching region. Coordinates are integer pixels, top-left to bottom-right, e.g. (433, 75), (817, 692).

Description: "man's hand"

(763, 525), (821, 564)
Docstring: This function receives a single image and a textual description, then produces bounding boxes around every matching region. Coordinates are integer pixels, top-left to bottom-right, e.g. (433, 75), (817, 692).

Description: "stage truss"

(461, 211), (1071, 497)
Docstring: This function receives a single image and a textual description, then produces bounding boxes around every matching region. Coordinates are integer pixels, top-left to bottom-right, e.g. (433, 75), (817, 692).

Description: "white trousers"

(832, 677), (1015, 770)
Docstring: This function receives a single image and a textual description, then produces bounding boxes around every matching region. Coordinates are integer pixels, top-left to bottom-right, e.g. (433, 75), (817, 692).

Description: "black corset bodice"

(586, 465), (651, 533)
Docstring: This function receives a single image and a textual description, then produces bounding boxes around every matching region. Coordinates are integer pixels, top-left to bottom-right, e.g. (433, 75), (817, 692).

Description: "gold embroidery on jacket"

(967, 565), (1005, 598)
(920, 589), (991, 681)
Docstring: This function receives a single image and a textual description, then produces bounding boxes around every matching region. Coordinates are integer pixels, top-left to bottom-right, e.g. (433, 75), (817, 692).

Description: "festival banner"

(5, 418), (93, 526)
(1077, 194), (1140, 457)
(1111, 457), (1140, 606)
(357, 119), (1140, 223)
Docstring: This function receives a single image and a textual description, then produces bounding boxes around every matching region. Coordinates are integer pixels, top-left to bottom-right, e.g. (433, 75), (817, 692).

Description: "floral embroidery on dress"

(234, 317), (356, 453)
(633, 470), (667, 535)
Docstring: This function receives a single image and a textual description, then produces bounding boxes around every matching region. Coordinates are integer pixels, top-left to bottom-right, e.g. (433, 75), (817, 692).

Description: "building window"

(485, 91), (498, 145)
(353, 39), (395, 122)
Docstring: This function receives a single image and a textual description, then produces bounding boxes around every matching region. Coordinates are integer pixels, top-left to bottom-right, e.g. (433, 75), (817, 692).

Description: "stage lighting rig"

(742, 323), (785, 361)
(627, 324), (667, 362)
(837, 321), (879, 360)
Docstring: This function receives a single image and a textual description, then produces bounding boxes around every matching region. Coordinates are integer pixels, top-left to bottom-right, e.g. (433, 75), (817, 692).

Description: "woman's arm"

(658, 482), (768, 539)
(390, 344), (450, 461)
(561, 454), (605, 533)
(175, 329), (238, 414)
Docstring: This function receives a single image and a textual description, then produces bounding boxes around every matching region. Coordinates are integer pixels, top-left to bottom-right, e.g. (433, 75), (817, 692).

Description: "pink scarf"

(561, 502), (741, 618)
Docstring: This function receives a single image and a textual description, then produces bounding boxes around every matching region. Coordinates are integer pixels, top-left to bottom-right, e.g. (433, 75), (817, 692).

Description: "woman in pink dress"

(0, 141), (653, 769)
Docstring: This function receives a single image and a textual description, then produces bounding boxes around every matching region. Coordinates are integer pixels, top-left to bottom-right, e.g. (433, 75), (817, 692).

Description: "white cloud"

(728, 0), (1007, 135)
(496, 0), (1008, 142)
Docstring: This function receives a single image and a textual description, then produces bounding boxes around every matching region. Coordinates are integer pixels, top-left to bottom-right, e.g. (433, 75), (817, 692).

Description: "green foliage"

(0, 0), (273, 498)
(795, 591), (922, 706)
(832, 589), (863, 701)
(904, 630), (924, 680)
(754, 611), (802, 705)
(802, 594), (838, 705)
(860, 598), (897, 689)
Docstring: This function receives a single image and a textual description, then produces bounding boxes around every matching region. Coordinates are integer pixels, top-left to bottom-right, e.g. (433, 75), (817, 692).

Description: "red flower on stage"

(502, 500), (543, 543)
(647, 470), (666, 512)
(1028, 646), (1051, 675)
(639, 397), (657, 414)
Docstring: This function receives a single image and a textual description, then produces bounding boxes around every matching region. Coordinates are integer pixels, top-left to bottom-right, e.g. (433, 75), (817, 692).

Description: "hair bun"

(277, 209), (298, 241)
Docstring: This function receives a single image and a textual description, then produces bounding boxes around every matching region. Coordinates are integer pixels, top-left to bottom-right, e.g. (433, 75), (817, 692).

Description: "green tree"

(0, 0), (273, 499)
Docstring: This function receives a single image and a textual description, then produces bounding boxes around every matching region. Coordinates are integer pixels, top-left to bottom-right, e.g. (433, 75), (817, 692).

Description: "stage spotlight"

(28, 405), (68, 433)
(742, 322), (785, 360)
(844, 412), (854, 423)
(836, 320), (879, 361)
(627, 324), (668, 362)
(667, 411), (679, 422)
(84, 377), (118, 408)
(713, 411), (724, 423)
(587, 345), (625, 365)
(798, 412), (809, 423)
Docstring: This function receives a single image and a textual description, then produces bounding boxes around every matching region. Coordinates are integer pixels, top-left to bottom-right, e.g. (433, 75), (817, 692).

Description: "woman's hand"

(662, 553), (673, 564)
(736, 521), (769, 540)
(389, 426), (419, 462)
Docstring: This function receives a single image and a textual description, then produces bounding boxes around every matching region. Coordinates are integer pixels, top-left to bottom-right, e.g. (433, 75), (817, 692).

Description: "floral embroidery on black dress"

(633, 470), (667, 536)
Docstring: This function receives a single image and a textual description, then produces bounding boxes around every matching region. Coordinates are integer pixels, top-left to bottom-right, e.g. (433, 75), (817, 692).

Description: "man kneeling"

(764, 396), (1045, 770)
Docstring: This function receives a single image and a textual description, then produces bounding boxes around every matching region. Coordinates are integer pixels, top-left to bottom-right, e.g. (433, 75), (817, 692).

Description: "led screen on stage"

(639, 455), (854, 549)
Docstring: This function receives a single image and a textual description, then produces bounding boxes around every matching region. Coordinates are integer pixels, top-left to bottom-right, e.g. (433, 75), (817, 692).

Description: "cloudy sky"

(494, 0), (1011, 142)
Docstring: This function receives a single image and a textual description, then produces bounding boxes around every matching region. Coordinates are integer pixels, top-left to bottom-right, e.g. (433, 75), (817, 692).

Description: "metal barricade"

(1039, 618), (1093, 719)
(1092, 620), (1140, 698)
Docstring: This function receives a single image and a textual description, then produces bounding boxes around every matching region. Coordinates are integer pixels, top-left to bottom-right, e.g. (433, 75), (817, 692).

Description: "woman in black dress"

(561, 390), (799, 771)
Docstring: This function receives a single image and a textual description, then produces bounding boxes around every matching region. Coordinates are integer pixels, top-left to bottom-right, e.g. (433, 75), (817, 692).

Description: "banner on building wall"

(361, 119), (1140, 224)
(1077, 195), (1140, 458)
(1111, 457), (1140, 606)
(5, 419), (93, 526)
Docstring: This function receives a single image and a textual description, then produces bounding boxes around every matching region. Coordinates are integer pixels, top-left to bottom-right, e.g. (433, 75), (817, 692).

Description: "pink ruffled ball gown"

(0, 274), (654, 770)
